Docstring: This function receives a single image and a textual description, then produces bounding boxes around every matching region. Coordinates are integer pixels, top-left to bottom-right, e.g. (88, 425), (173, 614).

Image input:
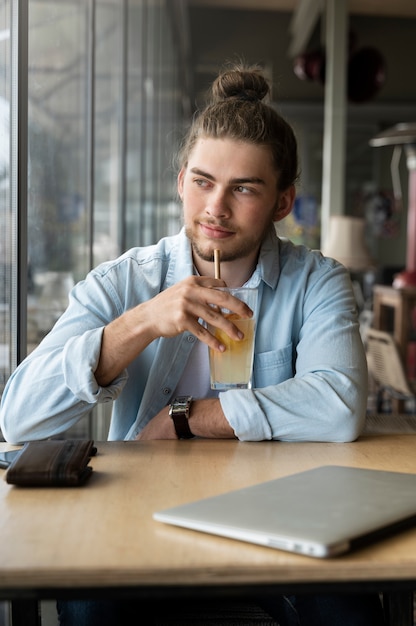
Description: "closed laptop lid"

(153, 465), (416, 558)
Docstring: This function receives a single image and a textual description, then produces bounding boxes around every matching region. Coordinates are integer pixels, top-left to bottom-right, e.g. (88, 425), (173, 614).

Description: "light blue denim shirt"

(0, 227), (367, 444)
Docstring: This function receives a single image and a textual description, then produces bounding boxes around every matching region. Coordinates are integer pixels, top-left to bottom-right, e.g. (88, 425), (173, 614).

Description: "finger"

(192, 313), (246, 353)
(192, 321), (227, 352)
(203, 291), (254, 320)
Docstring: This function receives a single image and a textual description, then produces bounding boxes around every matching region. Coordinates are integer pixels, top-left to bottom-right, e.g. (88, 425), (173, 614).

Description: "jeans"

(57, 592), (386, 626)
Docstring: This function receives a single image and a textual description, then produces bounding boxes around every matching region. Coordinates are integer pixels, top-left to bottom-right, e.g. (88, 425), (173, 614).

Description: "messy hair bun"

(178, 62), (299, 191)
(211, 64), (270, 104)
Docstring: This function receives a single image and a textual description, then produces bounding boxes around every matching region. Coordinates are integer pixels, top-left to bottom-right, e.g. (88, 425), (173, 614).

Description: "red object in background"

(293, 34), (386, 103)
(293, 48), (326, 84)
(392, 160), (416, 288)
(407, 341), (416, 381)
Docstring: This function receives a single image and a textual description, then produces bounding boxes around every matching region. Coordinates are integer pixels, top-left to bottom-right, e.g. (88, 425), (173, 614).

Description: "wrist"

(169, 396), (195, 439)
(190, 398), (236, 439)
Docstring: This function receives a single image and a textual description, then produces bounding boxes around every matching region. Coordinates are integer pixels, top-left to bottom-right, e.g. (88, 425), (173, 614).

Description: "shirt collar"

(172, 226), (281, 290)
(255, 225), (281, 290)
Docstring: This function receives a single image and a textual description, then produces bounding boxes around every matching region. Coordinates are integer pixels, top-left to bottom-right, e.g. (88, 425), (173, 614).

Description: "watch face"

(170, 396), (192, 415)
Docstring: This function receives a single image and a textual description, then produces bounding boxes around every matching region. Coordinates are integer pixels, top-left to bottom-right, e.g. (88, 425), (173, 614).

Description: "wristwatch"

(169, 395), (194, 439)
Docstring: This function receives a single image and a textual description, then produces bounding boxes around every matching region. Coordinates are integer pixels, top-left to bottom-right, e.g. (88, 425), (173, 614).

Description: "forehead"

(187, 137), (276, 179)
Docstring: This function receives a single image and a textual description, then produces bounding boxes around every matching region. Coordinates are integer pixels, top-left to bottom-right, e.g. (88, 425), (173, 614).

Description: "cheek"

(182, 186), (201, 215)
(243, 205), (274, 231)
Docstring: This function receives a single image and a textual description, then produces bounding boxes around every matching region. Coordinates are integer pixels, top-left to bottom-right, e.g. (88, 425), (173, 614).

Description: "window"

(0, 0), (189, 430)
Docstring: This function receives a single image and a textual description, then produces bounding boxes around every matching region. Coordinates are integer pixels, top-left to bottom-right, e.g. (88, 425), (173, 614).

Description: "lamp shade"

(322, 215), (374, 271)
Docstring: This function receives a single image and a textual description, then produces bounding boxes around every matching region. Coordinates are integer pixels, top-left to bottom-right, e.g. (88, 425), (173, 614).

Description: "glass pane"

(125, 0), (182, 250)
(1, 0), (188, 437)
(27, 1), (89, 346)
(125, 0), (145, 249)
(0, 1), (10, 396)
(157, 4), (182, 239)
(94, 0), (123, 265)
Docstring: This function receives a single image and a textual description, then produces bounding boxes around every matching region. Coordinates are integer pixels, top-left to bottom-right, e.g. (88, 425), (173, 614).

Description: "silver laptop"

(153, 465), (416, 558)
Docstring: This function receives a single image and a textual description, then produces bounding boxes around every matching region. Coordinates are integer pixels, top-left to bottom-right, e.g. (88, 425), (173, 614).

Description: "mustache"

(199, 219), (235, 231)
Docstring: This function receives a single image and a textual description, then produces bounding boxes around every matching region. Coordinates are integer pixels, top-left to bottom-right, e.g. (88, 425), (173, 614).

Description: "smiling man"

(0, 63), (384, 626)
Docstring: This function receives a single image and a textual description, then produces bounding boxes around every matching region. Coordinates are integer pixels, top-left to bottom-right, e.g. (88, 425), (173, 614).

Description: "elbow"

(0, 373), (33, 444)
(0, 390), (40, 445)
(340, 417), (364, 443)
(1, 411), (29, 445)
(334, 399), (367, 443)
(332, 367), (368, 443)
(1, 420), (21, 446)
(0, 397), (16, 443)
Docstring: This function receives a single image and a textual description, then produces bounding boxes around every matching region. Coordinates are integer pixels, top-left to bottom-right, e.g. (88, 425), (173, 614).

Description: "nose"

(205, 188), (231, 219)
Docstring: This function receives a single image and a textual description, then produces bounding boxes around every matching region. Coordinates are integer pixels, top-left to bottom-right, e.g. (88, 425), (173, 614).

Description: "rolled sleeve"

(62, 327), (128, 403)
(219, 389), (273, 441)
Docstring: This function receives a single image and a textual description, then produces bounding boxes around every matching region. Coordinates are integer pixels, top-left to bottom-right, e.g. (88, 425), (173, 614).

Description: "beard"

(185, 221), (271, 263)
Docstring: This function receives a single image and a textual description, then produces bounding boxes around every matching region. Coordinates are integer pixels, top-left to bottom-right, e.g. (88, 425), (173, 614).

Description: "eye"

(235, 185), (251, 194)
(194, 178), (211, 188)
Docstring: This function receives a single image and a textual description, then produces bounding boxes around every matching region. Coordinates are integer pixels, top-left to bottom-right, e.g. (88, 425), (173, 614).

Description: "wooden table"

(1, 435), (416, 625)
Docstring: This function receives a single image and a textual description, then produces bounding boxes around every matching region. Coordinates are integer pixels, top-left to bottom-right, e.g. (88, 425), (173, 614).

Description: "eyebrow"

(190, 167), (266, 186)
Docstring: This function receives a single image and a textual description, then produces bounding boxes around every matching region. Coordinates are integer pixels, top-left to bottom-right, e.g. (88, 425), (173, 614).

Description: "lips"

(200, 223), (234, 239)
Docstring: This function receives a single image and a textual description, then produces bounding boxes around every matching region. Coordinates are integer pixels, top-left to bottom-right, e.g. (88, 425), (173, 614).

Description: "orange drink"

(208, 287), (257, 390)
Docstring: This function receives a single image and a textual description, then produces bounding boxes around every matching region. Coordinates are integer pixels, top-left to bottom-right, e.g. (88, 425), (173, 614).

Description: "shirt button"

(187, 335), (196, 343)
(163, 387), (171, 395)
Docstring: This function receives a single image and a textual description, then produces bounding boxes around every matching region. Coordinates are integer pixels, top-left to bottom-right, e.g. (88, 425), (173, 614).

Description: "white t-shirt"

(173, 339), (218, 399)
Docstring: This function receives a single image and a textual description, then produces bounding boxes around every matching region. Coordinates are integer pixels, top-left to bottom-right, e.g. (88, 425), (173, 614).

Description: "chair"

(365, 327), (416, 411)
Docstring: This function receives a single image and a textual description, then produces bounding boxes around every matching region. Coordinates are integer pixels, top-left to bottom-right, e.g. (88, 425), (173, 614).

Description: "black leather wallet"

(6, 439), (97, 487)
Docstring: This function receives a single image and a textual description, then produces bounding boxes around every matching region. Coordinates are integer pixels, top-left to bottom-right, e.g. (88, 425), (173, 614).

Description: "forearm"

(94, 276), (245, 387)
(95, 303), (156, 386)
(0, 352), (93, 443)
(222, 367), (367, 443)
(0, 327), (127, 444)
(190, 398), (236, 438)
(136, 398), (236, 440)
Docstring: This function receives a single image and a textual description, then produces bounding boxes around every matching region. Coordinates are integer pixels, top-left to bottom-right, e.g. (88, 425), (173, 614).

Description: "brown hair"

(177, 63), (299, 191)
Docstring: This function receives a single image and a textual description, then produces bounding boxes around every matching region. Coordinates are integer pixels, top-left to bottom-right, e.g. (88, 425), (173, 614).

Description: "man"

(0, 63), (384, 625)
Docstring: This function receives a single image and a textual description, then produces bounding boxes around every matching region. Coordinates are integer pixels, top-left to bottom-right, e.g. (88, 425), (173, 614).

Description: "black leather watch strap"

(169, 395), (194, 439)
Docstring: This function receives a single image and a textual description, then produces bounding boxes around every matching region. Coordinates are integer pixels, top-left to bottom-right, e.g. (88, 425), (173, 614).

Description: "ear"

(272, 185), (296, 223)
(177, 168), (185, 199)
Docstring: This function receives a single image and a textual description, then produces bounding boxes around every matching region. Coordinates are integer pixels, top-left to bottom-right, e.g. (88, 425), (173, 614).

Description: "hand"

(95, 276), (253, 387)
(142, 276), (253, 352)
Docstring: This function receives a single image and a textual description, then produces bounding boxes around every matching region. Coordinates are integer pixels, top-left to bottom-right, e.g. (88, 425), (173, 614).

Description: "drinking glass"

(208, 287), (257, 390)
